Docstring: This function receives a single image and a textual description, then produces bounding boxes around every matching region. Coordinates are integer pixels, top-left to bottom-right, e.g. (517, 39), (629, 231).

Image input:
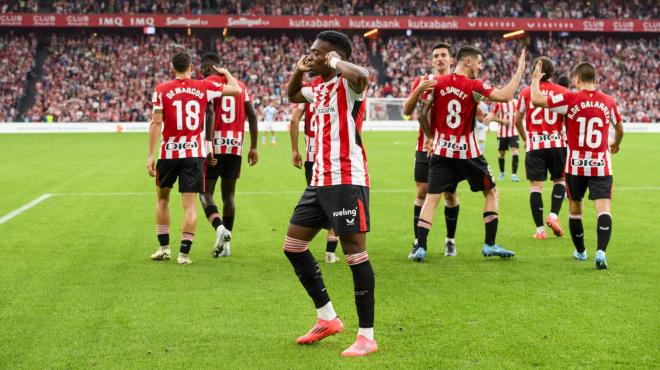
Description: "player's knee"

(444, 193), (459, 208)
(530, 184), (543, 193)
(283, 235), (309, 253)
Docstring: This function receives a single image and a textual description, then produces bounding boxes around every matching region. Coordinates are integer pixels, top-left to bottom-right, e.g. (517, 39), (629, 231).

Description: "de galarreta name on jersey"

(566, 99), (612, 123)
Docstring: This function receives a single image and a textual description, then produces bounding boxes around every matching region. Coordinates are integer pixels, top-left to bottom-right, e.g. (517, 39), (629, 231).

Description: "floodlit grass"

(0, 131), (658, 369)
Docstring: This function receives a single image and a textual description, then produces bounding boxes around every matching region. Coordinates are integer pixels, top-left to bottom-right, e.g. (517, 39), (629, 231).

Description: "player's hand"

(291, 150), (302, 169)
(532, 60), (544, 82)
(206, 152), (218, 167)
(424, 137), (434, 157)
(325, 51), (341, 67)
(482, 113), (492, 125)
(296, 55), (311, 72)
(213, 66), (230, 76)
(415, 78), (437, 94)
(146, 154), (156, 177)
(248, 148), (259, 166)
(609, 142), (620, 154)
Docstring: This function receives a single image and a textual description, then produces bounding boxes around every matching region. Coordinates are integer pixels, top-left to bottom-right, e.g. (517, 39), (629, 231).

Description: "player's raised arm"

(287, 56), (312, 103)
(417, 100), (434, 140)
(325, 51), (369, 94)
(530, 61), (549, 108)
(489, 49), (526, 102)
(514, 110), (526, 141)
(403, 78), (437, 116)
(289, 106), (304, 168)
(214, 67), (241, 96)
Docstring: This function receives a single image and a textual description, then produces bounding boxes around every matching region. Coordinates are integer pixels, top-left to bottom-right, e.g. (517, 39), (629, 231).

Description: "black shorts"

(304, 161), (314, 186)
(205, 154), (242, 180)
(566, 174), (613, 201)
(428, 155), (495, 194)
(525, 148), (567, 181)
(156, 157), (205, 193)
(290, 185), (370, 236)
(414, 151), (430, 183)
(498, 136), (519, 151)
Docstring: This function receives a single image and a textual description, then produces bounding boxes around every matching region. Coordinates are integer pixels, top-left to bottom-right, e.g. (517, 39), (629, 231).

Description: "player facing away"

(514, 57), (570, 240)
(415, 46), (527, 261)
(491, 99), (521, 182)
(197, 52), (259, 258)
(262, 100), (277, 145)
(289, 102), (339, 263)
(401, 43), (463, 260)
(286, 31), (376, 357)
(531, 61), (624, 269)
(146, 52), (241, 264)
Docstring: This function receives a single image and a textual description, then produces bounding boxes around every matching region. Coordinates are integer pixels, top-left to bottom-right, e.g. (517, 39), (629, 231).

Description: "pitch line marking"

(0, 194), (52, 224)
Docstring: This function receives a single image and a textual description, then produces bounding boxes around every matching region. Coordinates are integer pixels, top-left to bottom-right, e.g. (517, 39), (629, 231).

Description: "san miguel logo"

(165, 16), (209, 27)
(228, 17), (270, 27)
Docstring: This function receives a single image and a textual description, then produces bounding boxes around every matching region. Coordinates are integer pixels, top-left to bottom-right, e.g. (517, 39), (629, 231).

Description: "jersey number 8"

(446, 99), (461, 128)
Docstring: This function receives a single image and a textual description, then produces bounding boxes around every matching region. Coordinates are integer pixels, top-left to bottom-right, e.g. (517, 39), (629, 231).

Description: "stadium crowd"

(0, 33), (36, 121)
(14, 32), (658, 123)
(1, 0), (658, 19)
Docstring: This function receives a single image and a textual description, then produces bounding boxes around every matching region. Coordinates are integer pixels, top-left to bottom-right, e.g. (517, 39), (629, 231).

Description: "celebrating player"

(198, 52), (259, 258)
(401, 43), (462, 259)
(414, 46), (526, 261)
(531, 61), (624, 269)
(286, 31), (376, 357)
(146, 52), (241, 265)
(515, 57), (569, 240)
(491, 98), (521, 182)
(289, 102), (339, 263)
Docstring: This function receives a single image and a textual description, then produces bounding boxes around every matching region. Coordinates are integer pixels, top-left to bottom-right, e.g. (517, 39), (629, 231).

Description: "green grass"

(0, 131), (658, 369)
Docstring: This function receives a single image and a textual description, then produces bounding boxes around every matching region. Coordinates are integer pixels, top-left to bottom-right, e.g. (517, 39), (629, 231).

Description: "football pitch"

(0, 131), (658, 369)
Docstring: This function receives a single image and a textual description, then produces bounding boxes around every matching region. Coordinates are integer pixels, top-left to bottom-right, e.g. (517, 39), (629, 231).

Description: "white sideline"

(0, 194), (52, 224)
(2, 187), (659, 224)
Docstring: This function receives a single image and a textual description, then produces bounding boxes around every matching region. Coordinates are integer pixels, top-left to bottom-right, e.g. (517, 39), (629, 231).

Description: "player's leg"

(530, 181), (546, 239)
(443, 188), (459, 256)
(410, 151), (429, 258)
(325, 228), (339, 263)
(546, 148), (567, 236)
(199, 162), (232, 257)
(177, 192), (198, 264)
(590, 176), (614, 269)
(566, 174), (588, 261)
(151, 186), (172, 260)
(465, 157), (514, 258)
(270, 126), (277, 144)
(497, 138), (507, 180)
(510, 138), (520, 182)
(287, 188), (342, 344)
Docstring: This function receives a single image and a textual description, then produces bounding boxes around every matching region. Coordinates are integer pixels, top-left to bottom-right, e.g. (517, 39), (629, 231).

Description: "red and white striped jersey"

(493, 100), (519, 138)
(152, 78), (224, 160)
(424, 74), (494, 159)
(302, 102), (316, 163)
(545, 89), (621, 176)
(301, 74), (369, 187)
(409, 74), (436, 152)
(205, 75), (250, 156)
(517, 82), (569, 151)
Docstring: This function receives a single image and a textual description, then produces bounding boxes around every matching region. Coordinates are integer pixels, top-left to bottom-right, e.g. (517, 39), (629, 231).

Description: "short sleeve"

(301, 86), (314, 103)
(152, 89), (163, 113)
(344, 78), (366, 102)
(517, 94), (527, 113)
(611, 102), (622, 125)
(493, 102), (501, 116)
(204, 80), (225, 101)
(546, 92), (573, 115)
(472, 79), (494, 101)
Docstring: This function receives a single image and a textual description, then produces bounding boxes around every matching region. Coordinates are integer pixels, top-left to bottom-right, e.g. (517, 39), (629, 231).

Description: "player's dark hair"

(171, 52), (191, 73)
(455, 46), (483, 62)
(571, 62), (596, 83)
(432, 42), (453, 55)
(557, 75), (570, 88)
(201, 52), (221, 66)
(316, 31), (352, 59)
(532, 56), (554, 82)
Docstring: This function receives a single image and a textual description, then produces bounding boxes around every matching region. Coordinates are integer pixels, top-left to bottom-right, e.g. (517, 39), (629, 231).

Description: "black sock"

(204, 205), (223, 230)
(444, 205), (459, 239)
(484, 212), (498, 246)
(416, 219), (431, 250)
(284, 250), (330, 308)
(569, 217), (585, 253)
(530, 192), (544, 227)
(157, 233), (169, 247)
(597, 214), (612, 252)
(413, 204), (422, 240)
(223, 216), (235, 231)
(326, 239), (338, 253)
(349, 260), (375, 328)
(498, 157), (505, 173)
(512, 154), (519, 174)
(550, 183), (566, 215)
(180, 240), (192, 254)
